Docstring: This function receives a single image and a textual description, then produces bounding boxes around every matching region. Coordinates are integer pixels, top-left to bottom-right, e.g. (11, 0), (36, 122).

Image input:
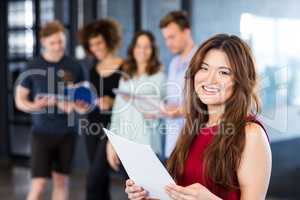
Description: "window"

(241, 13), (300, 140)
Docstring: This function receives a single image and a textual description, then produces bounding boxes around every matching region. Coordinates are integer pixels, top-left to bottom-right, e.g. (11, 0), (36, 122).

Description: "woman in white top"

(107, 31), (166, 171)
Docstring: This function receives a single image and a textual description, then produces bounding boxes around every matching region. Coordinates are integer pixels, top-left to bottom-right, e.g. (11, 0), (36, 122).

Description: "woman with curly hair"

(79, 19), (123, 200)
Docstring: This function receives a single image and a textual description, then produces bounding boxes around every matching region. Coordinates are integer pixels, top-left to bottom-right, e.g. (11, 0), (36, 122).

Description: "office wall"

(141, 0), (181, 69)
(191, 0), (300, 44)
(107, 0), (134, 57)
(191, 0), (300, 141)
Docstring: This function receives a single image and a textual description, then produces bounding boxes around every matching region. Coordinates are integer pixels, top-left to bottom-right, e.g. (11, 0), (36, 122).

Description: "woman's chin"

(199, 97), (223, 107)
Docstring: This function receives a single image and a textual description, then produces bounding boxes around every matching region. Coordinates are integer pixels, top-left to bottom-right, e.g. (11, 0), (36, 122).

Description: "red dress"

(177, 118), (267, 200)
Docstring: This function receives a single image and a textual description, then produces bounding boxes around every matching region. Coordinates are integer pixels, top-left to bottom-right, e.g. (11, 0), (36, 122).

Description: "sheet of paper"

(113, 88), (147, 99)
(113, 88), (162, 113)
(103, 128), (175, 200)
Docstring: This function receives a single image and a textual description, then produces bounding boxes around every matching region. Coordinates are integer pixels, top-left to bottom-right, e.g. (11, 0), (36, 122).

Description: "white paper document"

(113, 88), (162, 110)
(103, 128), (175, 200)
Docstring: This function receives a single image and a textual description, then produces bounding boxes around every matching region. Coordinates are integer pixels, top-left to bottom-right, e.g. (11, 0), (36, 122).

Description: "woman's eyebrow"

(218, 66), (232, 71)
(201, 62), (209, 66)
(202, 62), (231, 70)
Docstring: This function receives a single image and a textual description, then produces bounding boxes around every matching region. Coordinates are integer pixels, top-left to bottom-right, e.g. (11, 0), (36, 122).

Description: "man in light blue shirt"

(159, 11), (197, 157)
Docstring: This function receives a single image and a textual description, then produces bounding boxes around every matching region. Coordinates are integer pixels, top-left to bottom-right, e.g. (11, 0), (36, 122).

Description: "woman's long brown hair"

(167, 34), (260, 190)
(122, 31), (161, 80)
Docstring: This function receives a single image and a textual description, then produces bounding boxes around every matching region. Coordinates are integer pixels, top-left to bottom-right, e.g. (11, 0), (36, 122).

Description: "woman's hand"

(97, 96), (113, 110)
(120, 94), (131, 102)
(125, 179), (149, 200)
(56, 100), (74, 113)
(106, 141), (120, 171)
(74, 100), (90, 114)
(159, 104), (183, 118)
(125, 179), (161, 200)
(142, 113), (159, 120)
(165, 183), (221, 200)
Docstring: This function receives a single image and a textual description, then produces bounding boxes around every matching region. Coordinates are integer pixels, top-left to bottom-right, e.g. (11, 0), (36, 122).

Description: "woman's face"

(133, 35), (153, 65)
(194, 49), (235, 107)
(89, 35), (109, 60)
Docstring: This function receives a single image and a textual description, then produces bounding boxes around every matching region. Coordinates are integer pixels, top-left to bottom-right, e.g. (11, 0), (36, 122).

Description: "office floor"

(0, 166), (127, 200)
(0, 165), (296, 200)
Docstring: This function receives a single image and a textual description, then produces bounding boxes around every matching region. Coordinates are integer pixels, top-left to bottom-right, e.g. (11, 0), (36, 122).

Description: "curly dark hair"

(122, 31), (162, 80)
(78, 18), (122, 55)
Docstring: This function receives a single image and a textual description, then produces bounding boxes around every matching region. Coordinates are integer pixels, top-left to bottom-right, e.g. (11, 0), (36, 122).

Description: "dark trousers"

(85, 130), (111, 200)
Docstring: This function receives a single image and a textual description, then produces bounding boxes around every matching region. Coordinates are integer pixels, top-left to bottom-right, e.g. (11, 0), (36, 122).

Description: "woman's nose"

(206, 70), (218, 84)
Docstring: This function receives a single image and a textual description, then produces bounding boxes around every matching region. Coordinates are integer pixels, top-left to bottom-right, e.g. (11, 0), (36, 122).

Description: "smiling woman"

(125, 34), (272, 200)
(194, 49), (234, 109)
(168, 34), (271, 200)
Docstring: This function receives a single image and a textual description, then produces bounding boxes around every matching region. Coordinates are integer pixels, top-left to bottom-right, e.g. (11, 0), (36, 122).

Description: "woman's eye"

(220, 71), (231, 75)
(200, 65), (208, 71)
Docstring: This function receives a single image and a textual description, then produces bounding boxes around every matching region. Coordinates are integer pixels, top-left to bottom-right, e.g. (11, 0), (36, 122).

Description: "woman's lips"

(202, 85), (220, 95)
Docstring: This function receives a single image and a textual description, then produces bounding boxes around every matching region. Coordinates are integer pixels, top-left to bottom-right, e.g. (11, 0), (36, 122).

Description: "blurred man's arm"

(15, 85), (55, 112)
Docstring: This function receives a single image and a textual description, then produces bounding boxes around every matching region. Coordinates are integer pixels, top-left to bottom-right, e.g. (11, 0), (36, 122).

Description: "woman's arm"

(96, 96), (115, 110)
(238, 122), (272, 200)
(106, 94), (122, 170)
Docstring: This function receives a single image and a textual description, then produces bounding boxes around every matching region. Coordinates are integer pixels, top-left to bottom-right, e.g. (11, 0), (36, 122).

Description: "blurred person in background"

(107, 31), (166, 172)
(15, 20), (84, 200)
(159, 10), (197, 158)
(78, 18), (123, 200)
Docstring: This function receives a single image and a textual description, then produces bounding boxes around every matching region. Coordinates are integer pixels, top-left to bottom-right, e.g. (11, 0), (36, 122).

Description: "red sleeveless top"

(177, 118), (267, 200)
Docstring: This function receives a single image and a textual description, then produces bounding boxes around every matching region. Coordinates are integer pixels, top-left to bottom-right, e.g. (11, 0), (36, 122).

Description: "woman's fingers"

(166, 188), (190, 200)
(165, 184), (194, 200)
(166, 184), (191, 195)
(125, 180), (148, 200)
(125, 185), (140, 194)
(126, 179), (134, 187)
(128, 190), (148, 199)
